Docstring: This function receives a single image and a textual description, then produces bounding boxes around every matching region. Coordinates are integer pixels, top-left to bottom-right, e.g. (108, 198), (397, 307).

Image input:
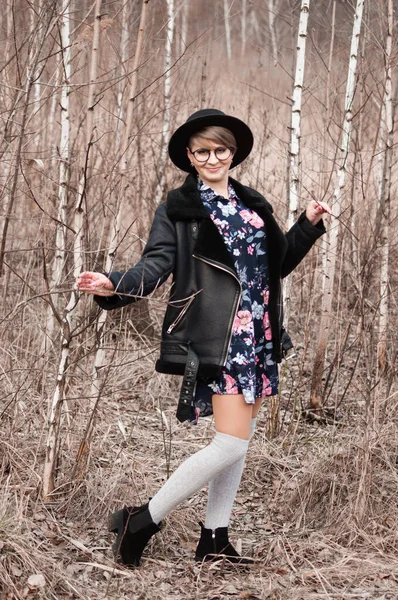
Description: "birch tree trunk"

(114, 0), (149, 244)
(179, 0), (188, 57)
(241, 0), (247, 57)
(42, 298), (74, 500)
(45, 0), (72, 346)
(115, 0), (130, 151)
(73, 0), (150, 478)
(30, 0), (42, 120)
(154, 0), (175, 205)
(283, 0), (311, 326)
(310, 0), (365, 411)
(43, 0), (103, 500)
(48, 66), (61, 172)
(268, 0), (278, 65)
(376, 0), (394, 379)
(321, 0), (336, 293)
(223, 0), (232, 60)
(74, 0), (102, 280)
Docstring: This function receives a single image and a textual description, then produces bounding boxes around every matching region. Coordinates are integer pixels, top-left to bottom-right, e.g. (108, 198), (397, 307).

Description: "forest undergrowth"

(1, 309), (398, 600)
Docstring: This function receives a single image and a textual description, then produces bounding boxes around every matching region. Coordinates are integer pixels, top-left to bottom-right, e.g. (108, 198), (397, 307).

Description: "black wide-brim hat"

(168, 108), (254, 173)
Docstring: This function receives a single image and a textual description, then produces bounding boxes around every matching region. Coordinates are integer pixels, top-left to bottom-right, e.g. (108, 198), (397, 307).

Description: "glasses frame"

(189, 146), (235, 163)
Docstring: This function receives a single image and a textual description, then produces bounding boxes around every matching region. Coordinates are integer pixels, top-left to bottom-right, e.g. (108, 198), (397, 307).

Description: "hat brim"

(168, 114), (253, 173)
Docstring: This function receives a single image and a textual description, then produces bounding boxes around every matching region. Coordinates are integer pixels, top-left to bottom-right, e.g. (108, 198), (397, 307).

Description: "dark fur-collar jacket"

(95, 174), (325, 377)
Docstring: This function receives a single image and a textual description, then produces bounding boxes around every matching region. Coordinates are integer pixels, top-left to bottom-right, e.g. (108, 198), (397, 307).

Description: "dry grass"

(1, 366), (398, 600)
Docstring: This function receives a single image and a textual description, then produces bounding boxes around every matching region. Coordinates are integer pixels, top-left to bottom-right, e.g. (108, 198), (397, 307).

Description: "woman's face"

(187, 136), (234, 187)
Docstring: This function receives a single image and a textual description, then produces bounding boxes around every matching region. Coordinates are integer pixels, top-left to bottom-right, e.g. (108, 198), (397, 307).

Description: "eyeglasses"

(189, 147), (234, 162)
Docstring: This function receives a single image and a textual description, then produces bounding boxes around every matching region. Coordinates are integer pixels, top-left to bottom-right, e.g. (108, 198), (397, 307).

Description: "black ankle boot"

(195, 521), (253, 565)
(108, 503), (161, 567)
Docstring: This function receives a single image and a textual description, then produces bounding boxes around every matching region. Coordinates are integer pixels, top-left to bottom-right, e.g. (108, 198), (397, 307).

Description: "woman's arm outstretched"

(76, 203), (176, 309)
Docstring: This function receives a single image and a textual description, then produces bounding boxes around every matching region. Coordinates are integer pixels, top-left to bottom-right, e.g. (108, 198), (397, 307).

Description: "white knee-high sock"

(204, 418), (257, 529)
(148, 432), (249, 525)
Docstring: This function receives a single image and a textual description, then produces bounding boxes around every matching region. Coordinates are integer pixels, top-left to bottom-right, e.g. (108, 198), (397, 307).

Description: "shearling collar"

(166, 174), (273, 221)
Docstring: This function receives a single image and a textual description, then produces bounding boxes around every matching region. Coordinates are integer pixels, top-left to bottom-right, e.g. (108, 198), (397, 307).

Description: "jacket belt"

(176, 346), (199, 423)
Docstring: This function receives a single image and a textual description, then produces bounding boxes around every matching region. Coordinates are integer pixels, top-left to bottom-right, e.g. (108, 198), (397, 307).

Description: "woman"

(77, 108), (330, 567)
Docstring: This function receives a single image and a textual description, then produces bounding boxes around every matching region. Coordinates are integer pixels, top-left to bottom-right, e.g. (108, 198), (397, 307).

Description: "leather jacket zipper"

(166, 295), (196, 334)
(193, 253), (242, 365)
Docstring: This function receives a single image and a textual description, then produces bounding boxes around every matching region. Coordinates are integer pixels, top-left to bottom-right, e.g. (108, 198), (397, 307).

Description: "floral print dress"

(192, 179), (279, 422)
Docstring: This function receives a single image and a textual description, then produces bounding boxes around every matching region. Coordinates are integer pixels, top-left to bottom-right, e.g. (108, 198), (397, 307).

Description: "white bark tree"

(321, 0), (336, 293)
(73, 0), (150, 477)
(268, 0), (279, 65)
(310, 0), (365, 411)
(45, 0), (72, 346)
(223, 0), (232, 60)
(74, 0), (103, 280)
(241, 0), (247, 57)
(114, 0), (149, 246)
(30, 0), (43, 119)
(43, 0), (104, 500)
(115, 0), (130, 151)
(376, 0), (394, 379)
(154, 0), (175, 205)
(283, 0), (311, 326)
(179, 0), (188, 57)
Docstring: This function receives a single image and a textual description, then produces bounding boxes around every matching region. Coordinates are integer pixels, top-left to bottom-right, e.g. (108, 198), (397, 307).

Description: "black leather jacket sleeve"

(94, 203), (176, 310)
(281, 211), (325, 278)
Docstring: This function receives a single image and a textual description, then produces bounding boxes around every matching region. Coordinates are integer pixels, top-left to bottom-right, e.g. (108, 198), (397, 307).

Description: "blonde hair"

(189, 126), (237, 150)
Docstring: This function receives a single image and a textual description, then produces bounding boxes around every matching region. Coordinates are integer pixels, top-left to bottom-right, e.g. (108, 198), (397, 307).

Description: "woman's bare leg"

(212, 394), (254, 439)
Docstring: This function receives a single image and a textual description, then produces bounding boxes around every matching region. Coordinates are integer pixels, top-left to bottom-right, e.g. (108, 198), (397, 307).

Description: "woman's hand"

(305, 200), (332, 226)
(76, 271), (115, 296)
